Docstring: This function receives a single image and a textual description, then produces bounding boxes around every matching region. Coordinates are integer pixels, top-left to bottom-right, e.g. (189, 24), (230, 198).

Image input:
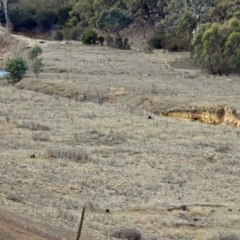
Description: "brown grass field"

(0, 32), (240, 240)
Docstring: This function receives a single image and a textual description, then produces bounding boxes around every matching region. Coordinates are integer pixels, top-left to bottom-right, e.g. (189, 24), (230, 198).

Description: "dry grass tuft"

(44, 145), (90, 163)
(32, 132), (50, 142)
(16, 121), (50, 131)
(206, 231), (240, 240)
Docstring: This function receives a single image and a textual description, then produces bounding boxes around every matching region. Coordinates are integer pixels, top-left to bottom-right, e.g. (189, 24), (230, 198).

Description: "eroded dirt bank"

(162, 105), (240, 128)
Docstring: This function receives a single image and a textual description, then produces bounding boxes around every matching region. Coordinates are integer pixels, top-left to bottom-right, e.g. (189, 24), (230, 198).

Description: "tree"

(97, 7), (130, 34)
(70, 0), (94, 22)
(5, 57), (28, 83)
(2, 0), (10, 30)
(225, 32), (240, 73)
(202, 23), (224, 74)
(177, 12), (197, 57)
(35, 10), (58, 32)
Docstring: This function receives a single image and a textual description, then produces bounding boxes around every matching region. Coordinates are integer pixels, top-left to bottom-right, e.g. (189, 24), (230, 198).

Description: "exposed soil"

(162, 105), (240, 127)
(0, 207), (83, 240)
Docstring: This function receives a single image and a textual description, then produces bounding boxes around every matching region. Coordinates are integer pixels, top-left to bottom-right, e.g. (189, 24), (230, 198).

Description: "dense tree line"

(1, 0), (240, 73)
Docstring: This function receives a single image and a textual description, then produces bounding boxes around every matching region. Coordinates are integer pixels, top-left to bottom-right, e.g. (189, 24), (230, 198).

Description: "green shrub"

(53, 30), (63, 41)
(28, 44), (42, 61)
(164, 36), (188, 52)
(147, 30), (166, 49)
(98, 36), (105, 46)
(106, 34), (114, 47)
(31, 58), (43, 78)
(5, 57), (28, 83)
(81, 29), (98, 45)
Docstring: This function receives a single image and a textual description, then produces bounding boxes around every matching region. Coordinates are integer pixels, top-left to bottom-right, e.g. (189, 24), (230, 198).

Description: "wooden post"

(76, 206), (86, 240)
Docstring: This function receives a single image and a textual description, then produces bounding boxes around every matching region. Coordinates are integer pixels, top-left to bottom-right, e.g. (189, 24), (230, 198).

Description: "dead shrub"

(112, 228), (142, 240)
(44, 146), (90, 163)
(214, 144), (231, 153)
(53, 30), (63, 41)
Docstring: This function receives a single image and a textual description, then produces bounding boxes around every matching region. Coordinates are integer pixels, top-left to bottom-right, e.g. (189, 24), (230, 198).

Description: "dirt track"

(0, 209), (60, 240)
(0, 207), (91, 240)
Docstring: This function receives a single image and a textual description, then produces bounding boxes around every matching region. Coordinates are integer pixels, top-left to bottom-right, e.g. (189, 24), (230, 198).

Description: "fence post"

(76, 206), (86, 240)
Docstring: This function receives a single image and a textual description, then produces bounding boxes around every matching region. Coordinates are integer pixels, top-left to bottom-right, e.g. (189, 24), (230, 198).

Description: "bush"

(106, 34), (114, 47)
(81, 29), (98, 45)
(206, 231), (240, 240)
(164, 36), (188, 52)
(147, 30), (166, 49)
(31, 58), (43, 78)
(69, 26), (82, 40)
(5, 57), (28, 83)
(112, 228), (142, 240)
(98, 36), (105, 46)
(123, 37), (130, 50)
(53, 30), (63, 41)
(62, 27), (71, 40)
(44, 146), (90, 163)
(28, 44), (42, 61)
(115, 36), (123, 49)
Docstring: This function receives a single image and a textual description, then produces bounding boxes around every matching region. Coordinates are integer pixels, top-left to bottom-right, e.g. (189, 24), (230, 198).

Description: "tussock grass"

(206, 231), (240, 240)
(16, 121), (50, 131)
(32, 132), (50, 142)
(44, 146), (90, 163)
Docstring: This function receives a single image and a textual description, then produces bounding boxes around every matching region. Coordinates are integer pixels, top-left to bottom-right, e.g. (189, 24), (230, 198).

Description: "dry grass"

(0, 38), (240, 239)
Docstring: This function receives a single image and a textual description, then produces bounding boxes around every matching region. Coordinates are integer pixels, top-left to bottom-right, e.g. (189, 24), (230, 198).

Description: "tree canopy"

(2, 0), (240, 73)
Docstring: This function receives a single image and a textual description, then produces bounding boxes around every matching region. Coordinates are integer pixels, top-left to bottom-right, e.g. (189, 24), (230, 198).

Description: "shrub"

(81, 29), (98, 45)
(69, 26), (82, 40)
(112, 228), (142, 240)
(206, 231), (240, 240)
(123, 37), (130, 50)
(115, 35), (123, 49)
(147, 30), (166, 49)
(28, 44), (42, 61)
(163, 36), (186, 52)
(31, 58), (43, 78)
(53, 30), (63, 41)
(106, 34), (114, 47)
(62, 27), (71, 40)
(5, 57), (28, 83)
(98, 36), (105, 46)
(44, 146), (90, 163)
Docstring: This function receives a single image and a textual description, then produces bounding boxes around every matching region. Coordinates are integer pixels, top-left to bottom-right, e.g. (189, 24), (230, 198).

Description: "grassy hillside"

(0, 33), (240, 239)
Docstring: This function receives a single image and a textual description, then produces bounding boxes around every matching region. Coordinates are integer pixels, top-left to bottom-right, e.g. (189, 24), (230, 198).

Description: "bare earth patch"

(0, 37), (240, 239)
